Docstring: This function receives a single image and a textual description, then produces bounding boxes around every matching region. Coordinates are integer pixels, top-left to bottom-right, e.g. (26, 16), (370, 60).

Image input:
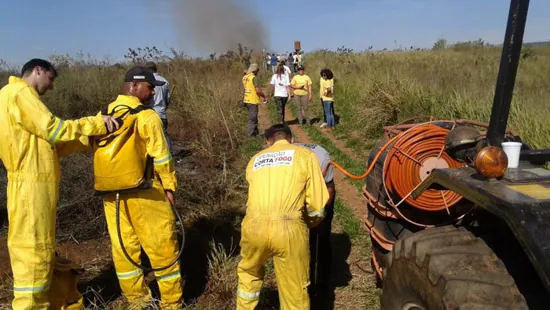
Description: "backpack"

(92, 104), (154, 195)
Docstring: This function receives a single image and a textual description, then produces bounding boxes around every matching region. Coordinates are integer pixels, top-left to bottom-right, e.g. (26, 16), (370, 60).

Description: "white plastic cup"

(501, 142), (522, 168)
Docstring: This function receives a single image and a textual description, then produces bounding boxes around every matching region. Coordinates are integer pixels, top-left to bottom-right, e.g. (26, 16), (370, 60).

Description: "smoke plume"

(170, 0), (270, 55)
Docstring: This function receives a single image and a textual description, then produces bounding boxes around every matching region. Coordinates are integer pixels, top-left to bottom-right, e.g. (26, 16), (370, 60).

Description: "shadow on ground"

(80, 207), (244, 307)
(310, 232), (352, 310)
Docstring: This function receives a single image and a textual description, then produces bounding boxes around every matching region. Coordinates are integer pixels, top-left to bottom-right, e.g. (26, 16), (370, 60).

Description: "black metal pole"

(486, 0), (530, 147)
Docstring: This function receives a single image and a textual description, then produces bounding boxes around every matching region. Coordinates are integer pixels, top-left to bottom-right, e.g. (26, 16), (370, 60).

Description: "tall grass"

(302, 45), (550, 162)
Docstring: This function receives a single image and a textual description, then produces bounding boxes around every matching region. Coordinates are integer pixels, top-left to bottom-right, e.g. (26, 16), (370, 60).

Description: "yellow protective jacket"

(245, 139), (329, 224)
(0, 76), (108, 179)
(64, 95), (177, 192)
(242, 73), (260, 104)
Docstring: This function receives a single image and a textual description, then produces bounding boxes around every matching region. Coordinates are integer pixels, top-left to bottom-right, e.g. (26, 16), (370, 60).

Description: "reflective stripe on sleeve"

(307, 207), (325, 218)
(48, 118), (64, 143)
(154, 154), (172, 165)
(237, 289), (260, 301)
(116, 269), (143, 280)
(155, 270), (181, 282)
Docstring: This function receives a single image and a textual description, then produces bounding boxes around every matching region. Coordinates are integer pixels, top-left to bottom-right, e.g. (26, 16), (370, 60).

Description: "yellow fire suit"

(0, 76), (108, 310)
(98, 95), (182, 309)
(237, 139), (329, 310)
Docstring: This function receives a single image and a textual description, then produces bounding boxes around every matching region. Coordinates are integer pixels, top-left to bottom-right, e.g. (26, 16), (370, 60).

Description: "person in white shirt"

(280, 60), (293, 79)
(269, 64), (292, 124)
(265, 54), (271, 71)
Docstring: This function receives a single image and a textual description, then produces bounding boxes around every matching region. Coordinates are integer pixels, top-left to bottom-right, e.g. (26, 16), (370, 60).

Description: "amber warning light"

(474, 146), (509, 179)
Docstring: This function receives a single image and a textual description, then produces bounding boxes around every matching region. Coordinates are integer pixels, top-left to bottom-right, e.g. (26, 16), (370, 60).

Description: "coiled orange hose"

(383, 124), (464, 211)
(327, 122), (465, 212)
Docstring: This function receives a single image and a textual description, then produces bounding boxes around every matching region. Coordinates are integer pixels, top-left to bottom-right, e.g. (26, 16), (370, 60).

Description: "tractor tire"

(380, 226), (528, 310)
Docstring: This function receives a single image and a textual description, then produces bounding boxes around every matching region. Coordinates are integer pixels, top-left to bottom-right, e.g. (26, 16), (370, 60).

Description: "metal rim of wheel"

(401, 302), (427, 310)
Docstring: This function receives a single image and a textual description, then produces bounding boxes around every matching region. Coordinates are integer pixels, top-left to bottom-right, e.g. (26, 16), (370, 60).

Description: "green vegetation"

(302, 45), (550, 164)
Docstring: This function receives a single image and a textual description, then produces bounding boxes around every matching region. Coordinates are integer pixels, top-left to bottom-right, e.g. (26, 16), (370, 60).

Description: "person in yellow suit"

(64, 66), (183, 309)
(237, 124), (329, 309)
(0, 58), (119, 310)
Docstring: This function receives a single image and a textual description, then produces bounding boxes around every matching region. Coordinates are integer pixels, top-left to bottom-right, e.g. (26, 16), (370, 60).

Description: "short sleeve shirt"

(291, 75), (312, 96)
(294, 143), (334, 183)
(270, 74), (291, 97)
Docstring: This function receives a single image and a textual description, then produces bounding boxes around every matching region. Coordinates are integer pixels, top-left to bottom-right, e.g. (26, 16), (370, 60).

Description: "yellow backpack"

(92, 104), (154, 195)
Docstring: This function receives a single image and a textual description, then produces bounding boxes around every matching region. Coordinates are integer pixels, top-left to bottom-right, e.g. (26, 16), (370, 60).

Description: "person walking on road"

(265, 53), (271, 71)
(269, 64), (292, 124)
(294, 143), (336, 296)
(236, 124), (329, 310)
(291, 65), (313, 125)
(145, 61), (173, 154)
(270, 53), (278, 74)
(320, 68), (335, 131)
(280, 60), (293, 80)
(0, 58), (119, 310)
(242, 63), (268, 137)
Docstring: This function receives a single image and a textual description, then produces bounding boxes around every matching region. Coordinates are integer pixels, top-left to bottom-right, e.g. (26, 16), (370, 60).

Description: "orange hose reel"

(331, 122), (466, 212)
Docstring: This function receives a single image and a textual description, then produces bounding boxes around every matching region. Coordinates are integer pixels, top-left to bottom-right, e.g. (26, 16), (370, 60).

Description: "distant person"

(291, 65), (313, 125)
(270, 53), (278, 74)
(269, 64), (292, 124)
(320, 68), (335, 131)
(145, 61), (173, 154)
(281, 60), (293, 79)
(292, 52), (299, 72)
(242, 63), (268, 137)
(265, 53), (271, 71)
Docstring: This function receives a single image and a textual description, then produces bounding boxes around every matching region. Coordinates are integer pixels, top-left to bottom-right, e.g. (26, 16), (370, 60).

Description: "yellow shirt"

(242, 73), (260, 104)
(245, 140), (329, 225)
(291, 74), (312, 96)
(320, 78), (334, 101)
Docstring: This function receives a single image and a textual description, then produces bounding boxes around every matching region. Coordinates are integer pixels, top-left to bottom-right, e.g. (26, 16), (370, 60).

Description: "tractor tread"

(381, 226), (528, 310)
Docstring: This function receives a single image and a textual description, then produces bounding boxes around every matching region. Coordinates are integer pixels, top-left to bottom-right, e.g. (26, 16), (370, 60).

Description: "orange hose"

(325, 135), (399, 179)
(327, 121), (465, 213)
(383, 124), (464, 211)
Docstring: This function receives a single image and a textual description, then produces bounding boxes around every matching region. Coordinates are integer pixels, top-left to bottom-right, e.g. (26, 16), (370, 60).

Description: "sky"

(1, 0), (549, 67)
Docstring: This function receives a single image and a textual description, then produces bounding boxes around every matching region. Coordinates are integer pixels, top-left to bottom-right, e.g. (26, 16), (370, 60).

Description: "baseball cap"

(124, 66), (165, 86)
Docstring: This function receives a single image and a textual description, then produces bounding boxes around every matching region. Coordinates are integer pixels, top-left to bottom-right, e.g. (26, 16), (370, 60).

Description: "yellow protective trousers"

(8, 175), (58, 310)
(103, 181), (183, 309)
(236, 211), (310, 310)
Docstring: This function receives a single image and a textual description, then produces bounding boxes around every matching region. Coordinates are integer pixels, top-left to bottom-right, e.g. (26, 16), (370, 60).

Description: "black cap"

(297, 65), (305, 71)
(124, 66), (165, 86)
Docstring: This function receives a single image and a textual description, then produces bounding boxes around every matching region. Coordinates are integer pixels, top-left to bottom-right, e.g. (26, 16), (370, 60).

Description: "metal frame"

(486, 0), (530, 147)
